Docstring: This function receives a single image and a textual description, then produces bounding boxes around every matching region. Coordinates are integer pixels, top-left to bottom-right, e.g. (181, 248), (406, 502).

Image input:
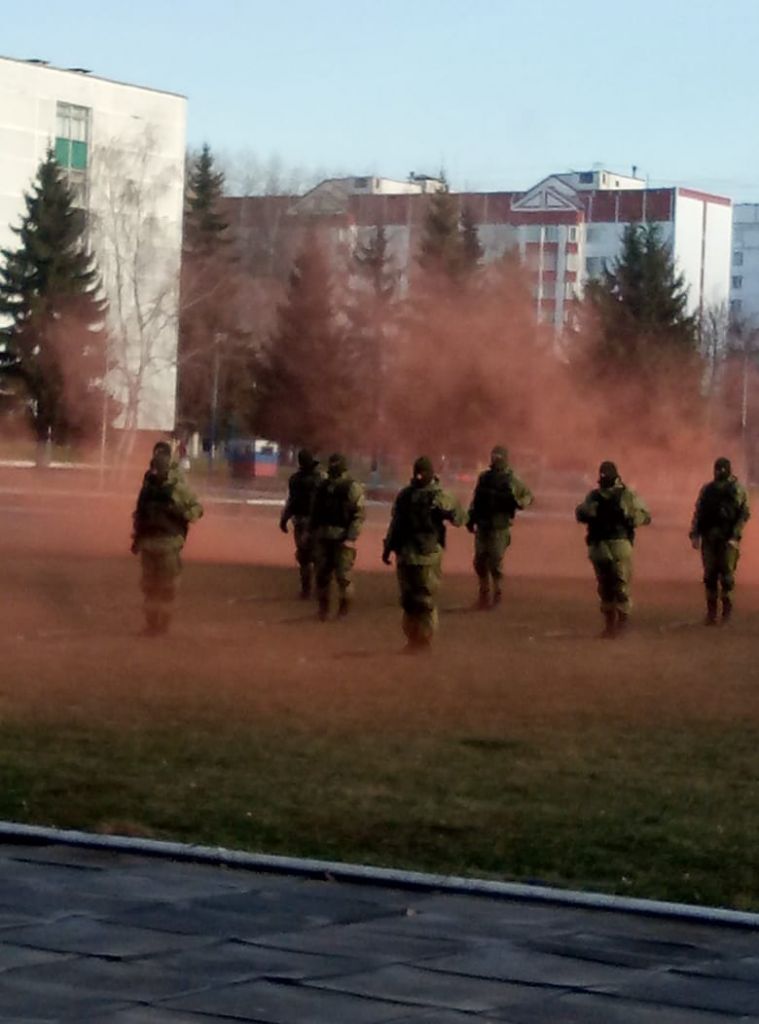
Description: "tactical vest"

(288, 469), (320, 518)
(697, 481), (740, 537)
(134, 476), (187, 540)
(587, 489), (632, 544)
(395, 484), (446, 554)
(472, 469), (518, 524)
(312, 477), (355, 530)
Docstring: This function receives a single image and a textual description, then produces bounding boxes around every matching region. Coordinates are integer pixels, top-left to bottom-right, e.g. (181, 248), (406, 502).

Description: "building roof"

(0, 54), (186, 99)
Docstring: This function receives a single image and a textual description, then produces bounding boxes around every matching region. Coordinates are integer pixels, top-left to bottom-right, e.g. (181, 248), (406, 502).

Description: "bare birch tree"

(89, 127), (183, 455)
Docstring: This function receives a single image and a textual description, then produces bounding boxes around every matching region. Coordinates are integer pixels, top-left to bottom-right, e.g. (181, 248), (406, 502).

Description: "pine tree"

(417, 178), (462, 281)
(584, 221), (698, 367)
(178, 143), (245, 442)
(257, 234), (357, 451)
(460, 204), (484, 274)
(185, 143), (228, 251)
(349, 225), (398, 466)
(417, 180), (483, 287)
(0, 150), (107, 442)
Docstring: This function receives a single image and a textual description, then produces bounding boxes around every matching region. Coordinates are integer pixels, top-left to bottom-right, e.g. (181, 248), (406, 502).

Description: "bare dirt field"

(1, 475), (758, 909)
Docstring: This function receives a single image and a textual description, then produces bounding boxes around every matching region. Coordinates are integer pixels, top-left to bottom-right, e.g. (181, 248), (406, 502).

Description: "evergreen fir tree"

(584, 221), (698, 367)
(460, 204), (484, 274)
(185, 143), (228, 251)
(417, 177), (462, 281)
(0, 150), (107, 442)
(257, 233), (357, 451)
(417, 179), (483, 286)
(178, 142), (241, 440)
(350, 225), (398, 465)
(354, 224), (396, 302)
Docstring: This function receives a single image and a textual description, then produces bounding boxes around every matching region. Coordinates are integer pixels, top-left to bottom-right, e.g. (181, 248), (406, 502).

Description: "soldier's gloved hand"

(728, 538), (740, 550)
(690, 535), (700, 551)
(279, 518), (288, 534)
(382, 547), (392, 566)
(466, 520), (476, 534)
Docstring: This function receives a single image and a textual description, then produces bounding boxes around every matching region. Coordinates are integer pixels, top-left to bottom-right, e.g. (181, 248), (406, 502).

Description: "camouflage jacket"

(467, 466), (533, 531)
(576, 483), (651, 546)
(282, 466), (325, 524)
(310, 472), (365, 543)
(690, 476), (750, 545)
(385, 478), (465, 565)
(133, 465), (204, 552)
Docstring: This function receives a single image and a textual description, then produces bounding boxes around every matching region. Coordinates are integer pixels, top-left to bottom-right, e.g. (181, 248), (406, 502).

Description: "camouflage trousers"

(292, 517), (315, 594)
(397, 557), (442, 643)
(314, 539), (356, 605)
(473, 528), (511, 594)
(588, 539), (633, 614)
(140, 547), (182, 628)
(701, 539), (740, 598)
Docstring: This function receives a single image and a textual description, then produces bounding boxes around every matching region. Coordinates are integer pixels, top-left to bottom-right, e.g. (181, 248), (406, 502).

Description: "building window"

(543, 226), (559, 243)
(731, 299), (742, 315)
(55, 102), (90, 170)
(732, 276), (743, 289)
(733, 251), (744, 267)
(586, 256), (602, 277)
(568, 226), (577, 242)
(579, 171), (594, 184)
(585, 226), (598, 243)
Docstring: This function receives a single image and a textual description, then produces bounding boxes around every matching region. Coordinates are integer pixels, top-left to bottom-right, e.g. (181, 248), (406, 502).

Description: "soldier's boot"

(721, 595), (733, 624)
(600, 610), (617, 639)
(299, 567), (312, 600)
(492, 587), (502, 607)
(337, 595), (351, 618)
(616, 610), (629, 634)
(705, 596), (718, 626)
(475, 583), (490, 611)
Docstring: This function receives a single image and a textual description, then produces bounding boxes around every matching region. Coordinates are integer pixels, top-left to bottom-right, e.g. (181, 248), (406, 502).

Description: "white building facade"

(0, 55), (186, 431)
(730, 205), (759, 328)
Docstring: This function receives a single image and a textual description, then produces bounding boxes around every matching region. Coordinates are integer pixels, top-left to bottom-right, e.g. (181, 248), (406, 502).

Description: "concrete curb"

(1, 820), (758, 929)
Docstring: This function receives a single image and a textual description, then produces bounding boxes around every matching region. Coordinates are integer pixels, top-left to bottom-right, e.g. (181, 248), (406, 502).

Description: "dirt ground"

(1, 478), (758, 728)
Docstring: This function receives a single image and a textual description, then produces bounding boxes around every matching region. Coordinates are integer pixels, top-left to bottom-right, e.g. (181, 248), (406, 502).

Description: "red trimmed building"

(224, 170), (732, 332)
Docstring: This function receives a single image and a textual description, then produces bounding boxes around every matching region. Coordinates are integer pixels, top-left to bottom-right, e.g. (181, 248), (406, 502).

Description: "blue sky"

(3, 0), (757, 199)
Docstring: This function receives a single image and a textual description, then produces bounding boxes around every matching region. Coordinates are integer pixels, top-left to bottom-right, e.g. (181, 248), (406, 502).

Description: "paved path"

(1, 839), (759, 1023)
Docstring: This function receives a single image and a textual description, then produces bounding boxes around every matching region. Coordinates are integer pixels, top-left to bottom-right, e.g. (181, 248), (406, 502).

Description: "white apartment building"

(0, 55), (186, 431)
(730, 205), (759, 328)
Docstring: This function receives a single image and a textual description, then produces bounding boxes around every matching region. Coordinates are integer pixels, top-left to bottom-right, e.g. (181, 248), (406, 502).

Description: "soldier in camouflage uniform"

(467, 445), (533, 609)
(131, 441), (204, 635)
(310, 453), (365, 621)
(280, 449), (324, 599)
(689, 457), (750, 625)
(575, 461), (651, 638)
(383, 456), (465, 652)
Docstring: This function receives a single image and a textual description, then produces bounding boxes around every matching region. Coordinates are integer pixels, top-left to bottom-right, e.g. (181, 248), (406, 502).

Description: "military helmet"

(327, 452), (348, 477)
(490, 445), (508, 468)
(412, 455), (435, 485)
(598, 461), (619, 487)
(153, 440), (172, 457)
(297, 448), (317, 469)
(714, 456), (732, 480)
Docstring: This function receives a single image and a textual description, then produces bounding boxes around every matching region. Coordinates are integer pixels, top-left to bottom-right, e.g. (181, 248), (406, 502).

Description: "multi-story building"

(227, 169), (732, 334)
(0, 54), (186, 431)
(730, 205), (759, 328)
